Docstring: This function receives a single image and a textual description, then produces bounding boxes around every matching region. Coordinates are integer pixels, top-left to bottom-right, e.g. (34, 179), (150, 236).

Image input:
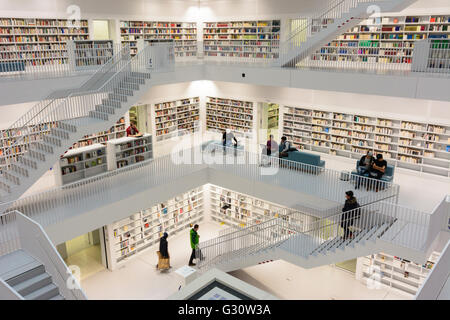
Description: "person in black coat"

(340, 191), (360, 239)
(159, 232), (169, 258)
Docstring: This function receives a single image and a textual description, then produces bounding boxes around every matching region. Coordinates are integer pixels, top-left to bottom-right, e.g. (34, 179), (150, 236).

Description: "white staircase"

(196, 201), (433, 273)
(0, 44), (168, 205)
(277, 0), (418, 67)
(0, 250), (64, 300)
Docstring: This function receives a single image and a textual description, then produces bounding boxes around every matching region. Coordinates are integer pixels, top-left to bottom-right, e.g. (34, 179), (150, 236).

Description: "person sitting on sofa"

(279, 136), (293, 158)
(358, 150), (374, 175)
(369, 154), (387, 191)
(266, 134), (278, 156)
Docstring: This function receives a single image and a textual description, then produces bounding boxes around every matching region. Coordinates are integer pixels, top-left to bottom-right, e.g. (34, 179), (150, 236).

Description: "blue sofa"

(277, 146), (325, 174)
(0, 62), (25, 72)
(351, 161), (395, 183)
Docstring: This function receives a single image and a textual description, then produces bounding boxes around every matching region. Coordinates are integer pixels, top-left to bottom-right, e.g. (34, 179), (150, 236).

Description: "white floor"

(80, 221), (412, 300)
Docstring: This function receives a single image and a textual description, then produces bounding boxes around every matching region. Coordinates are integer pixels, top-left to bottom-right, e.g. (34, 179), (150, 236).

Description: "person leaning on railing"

(340, 191), (360, 240)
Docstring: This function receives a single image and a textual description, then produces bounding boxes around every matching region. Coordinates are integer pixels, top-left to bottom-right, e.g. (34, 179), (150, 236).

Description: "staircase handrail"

(0, 44), (132, 167)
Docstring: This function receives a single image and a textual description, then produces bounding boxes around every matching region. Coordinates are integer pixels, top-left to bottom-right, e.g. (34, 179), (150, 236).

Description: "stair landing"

(0, 249), (40, 281)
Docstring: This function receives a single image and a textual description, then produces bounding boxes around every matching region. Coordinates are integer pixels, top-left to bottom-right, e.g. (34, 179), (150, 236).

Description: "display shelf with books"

(307, 14), (450, 69)
(55, 143), (107, 186)
(357, 251), (440, 296)
(206, 96), (254, 138)
(104, 186), (204, 270)
(209, 184), (313, 230)
(203, 20), (280, 60)
(68, 40), (114, 69)
(119, 20), (197, 57)
(282, 105), (450, 177)
(0, 17), (89, 67)
(106, 134), (153, 170)
(154, 97), (200, 142)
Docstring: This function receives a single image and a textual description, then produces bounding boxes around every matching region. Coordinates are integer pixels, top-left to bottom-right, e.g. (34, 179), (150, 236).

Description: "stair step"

(0, 180), (12, 193)
(24, 283), (59, 300)
(42, 135), (62, 147)
(18, 156), (38, 170)
(89, 110), (109, 121)
(95, 105), (116, 115)
(101, 99), (121, 108)
(50, 128), (70, 140)
(108, 93), (128, 102)
(56, 122), (77, 133)
(119, 82), (139, 91)
(10, 163), (30, 178)
(13, 272), (52, 296)
(131, 72), (151, 79)
(6, 264), (45, 287)
(28, 149), (47, 162)
(31, 142), (54, 154)
(50, 294), (65, 300)
(113, 87), (133, 96)
(2, 171), (21, 185)
(125, 76), (145, 85)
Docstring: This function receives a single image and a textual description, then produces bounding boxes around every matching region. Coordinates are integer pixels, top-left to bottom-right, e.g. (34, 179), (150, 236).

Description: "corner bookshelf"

(119, 20), (197, 58)
(106, 134), (153, 170)
(71, 117), (126, 149)
(0, 17), (89, 68)
(206, 96), (254, 138)
(282, 105), (450, 177)
(154, 97), (200, 142)
(203, 20), (280, 60)
(307, 14), (450, 69)
(209, 184), (313, 230)
(68, 40), (114, 69)
(104, 186), (204, 270)
(357, 251), (440, 296)
(56, 143), (107, 186)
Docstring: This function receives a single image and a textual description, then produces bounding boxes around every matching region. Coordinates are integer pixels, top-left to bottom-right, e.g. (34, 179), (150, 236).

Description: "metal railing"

(196, 199), (433, 272)
(0, 142), (399, 228)
(0, 43), (125, 81)
(0, 43), (174, 197)
(0, 210), (87, 300)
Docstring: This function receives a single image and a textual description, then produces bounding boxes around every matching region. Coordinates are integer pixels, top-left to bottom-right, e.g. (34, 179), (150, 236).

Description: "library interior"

(0, 0), (449, 301)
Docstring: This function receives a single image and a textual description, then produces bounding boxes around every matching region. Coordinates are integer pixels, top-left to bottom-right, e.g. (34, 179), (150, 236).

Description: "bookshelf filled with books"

(203, 20), (280, 60)
(307, 14), (450, 69)
(282, 105), (450, 177)
(68, 40), (114, 69)
(209, 184), (313, 230)
(119, 20), (197, 57)
(71, 117), (127, 149)
(104, 186), (204, 270)
(206, 96), (254, 138)
(56, 143), (107, 186)
(154, 97), (200, 142)
(0, 17), (89, 67)
(106, 134), (153, 170)
(357, 251), (440, 296)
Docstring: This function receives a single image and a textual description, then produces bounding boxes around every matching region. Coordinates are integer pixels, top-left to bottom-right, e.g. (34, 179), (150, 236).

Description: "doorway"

(92, 20), (110, 40)
(129, 104), (150, 134)
(259, 102), (280, 145)
(57, 229), (106, 280)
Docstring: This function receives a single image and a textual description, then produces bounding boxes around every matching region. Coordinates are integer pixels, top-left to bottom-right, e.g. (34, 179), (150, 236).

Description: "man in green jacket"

(189, 224), (200, 266)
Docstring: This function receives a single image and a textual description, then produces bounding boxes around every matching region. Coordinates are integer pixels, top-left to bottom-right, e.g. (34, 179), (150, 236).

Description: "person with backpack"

(189, 224), (200, 266)
(340, 191), (360, 240)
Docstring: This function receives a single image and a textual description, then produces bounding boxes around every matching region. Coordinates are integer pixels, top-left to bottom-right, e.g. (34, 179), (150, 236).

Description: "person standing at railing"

(222, 129), (238, 147)
(189, 224), (201, 266)
(266, 134), (278, 156)
(340, 191), (360, 240)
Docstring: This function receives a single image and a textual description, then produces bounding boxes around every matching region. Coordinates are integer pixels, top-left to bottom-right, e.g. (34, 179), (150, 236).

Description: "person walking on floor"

(340, 191), (360, 240)
(156, 232), (171, 269)
(189, 224), (200, 266)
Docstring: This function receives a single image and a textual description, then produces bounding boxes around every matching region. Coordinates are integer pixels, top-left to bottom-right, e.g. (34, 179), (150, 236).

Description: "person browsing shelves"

(266, 134), (278, 156)
(126, 121), (142, 137)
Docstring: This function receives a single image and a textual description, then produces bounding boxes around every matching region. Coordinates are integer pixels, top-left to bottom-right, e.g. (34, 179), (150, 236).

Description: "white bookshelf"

(0, 17), (89, 67)
(104, 186), (204, 270)
(154, 97), (200, 142)
(357, 251), (440, 296)
(56, 143), (107, 186)
(282, 105), (450, 177)
(307, 14), (450, 69)
(203, 20), (280, 60)
(106, 134), (153, 170)
(209, 184), (314, 230)
(68, 40), (114, 69)
(119, 20), (197, 58)
(206, 96), (254, 138)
